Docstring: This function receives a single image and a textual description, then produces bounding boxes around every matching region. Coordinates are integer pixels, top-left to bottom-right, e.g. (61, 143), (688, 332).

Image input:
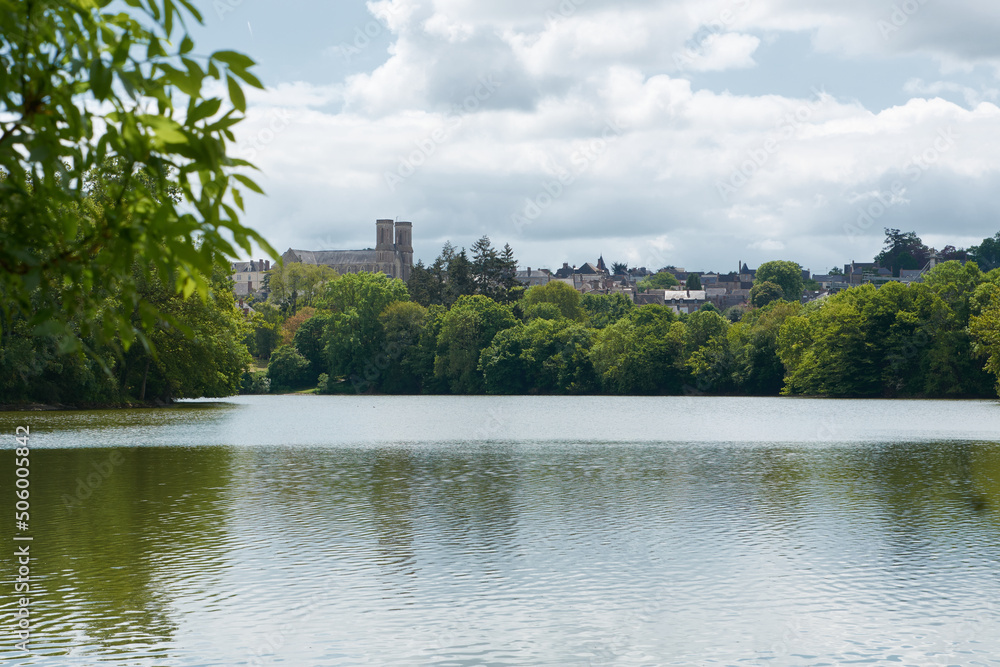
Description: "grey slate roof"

(287, 249), (380, 265)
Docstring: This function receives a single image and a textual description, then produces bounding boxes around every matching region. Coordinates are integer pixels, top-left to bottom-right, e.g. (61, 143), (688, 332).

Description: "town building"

(282, 219), (414, 282)
(844, 261), (880, 285)
(636, 289), (707, 313)
(230, 258), (271, 297)
(516, 267), (552, 287)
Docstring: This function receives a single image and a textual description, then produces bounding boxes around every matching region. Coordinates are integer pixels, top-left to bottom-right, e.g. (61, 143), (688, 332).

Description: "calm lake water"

(2, 396), (1000, 666)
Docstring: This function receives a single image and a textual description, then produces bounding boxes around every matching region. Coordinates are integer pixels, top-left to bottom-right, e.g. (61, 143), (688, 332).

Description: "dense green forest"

(252, 245), (1000, 399)
(1, 0), (267, 407)
(4, 231), (1000, 405)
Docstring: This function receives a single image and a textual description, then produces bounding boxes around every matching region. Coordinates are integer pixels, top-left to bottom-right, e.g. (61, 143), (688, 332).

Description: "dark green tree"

(320, 272), (409, 390)
(755, 261), (804, 301)
(406, 260), (437, 307)
(728, 300), (800, 395)
(969, 232), (1000, 271)
(480, 319), (597, 394)
(686, 273), (702, 290)
(247, 301), (282, 360)
(875, 229), (930, 277)
(522, 281), (585, 321)
(266, 345), (311, 392)
(434, 295), (517, 393)
(0, 0), (271, 357)
(581, 292), (634, 328)
(378, 301), (428, 394)
(471, 235), (501, 299)
(446, 248), (476, 305)
(589, 305), (687, 394)
(636, 271), (680, 293)
(497, 243), (521, 303)
(292, 311), (332, 385)
(750, 281), (785, 308)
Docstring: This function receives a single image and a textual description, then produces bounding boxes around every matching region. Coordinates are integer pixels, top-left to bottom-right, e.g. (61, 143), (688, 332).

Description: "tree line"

(257, 253), (1000, 399)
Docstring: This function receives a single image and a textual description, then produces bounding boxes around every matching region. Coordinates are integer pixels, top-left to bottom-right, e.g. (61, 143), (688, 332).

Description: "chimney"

(527, 266), (531, 275)
(265, 260), (270, 271)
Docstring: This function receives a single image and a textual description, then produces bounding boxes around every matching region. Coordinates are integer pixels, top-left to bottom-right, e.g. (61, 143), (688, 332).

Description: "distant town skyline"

(194, 0), (1000, 276)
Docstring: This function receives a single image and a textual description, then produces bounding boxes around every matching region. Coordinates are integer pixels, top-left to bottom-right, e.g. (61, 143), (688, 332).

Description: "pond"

(2, 396), (1000, 666)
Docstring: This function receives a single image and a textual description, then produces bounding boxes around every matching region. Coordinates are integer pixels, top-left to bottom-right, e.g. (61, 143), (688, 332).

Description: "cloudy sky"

(191, 0), (1000, 275)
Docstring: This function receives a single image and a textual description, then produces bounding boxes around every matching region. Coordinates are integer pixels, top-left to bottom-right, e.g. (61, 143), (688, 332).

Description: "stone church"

(281, 219), (414, 282)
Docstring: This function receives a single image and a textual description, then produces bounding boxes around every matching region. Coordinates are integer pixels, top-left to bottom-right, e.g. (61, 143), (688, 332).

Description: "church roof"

(287, 249), (380, 265)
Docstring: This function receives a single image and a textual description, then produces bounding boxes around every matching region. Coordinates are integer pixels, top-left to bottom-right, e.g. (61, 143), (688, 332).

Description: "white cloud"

(231, 0), (1000, 271)
(682, 32), (761, 72)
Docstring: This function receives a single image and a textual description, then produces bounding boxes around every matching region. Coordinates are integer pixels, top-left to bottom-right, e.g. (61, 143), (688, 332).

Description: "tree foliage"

(480, 319), (597, 394)
(777, 264), (995, 397)
(755, 261), (804, 301)
(1, 261), (252, 405)
(589, 305), (687, 394)
(268, 263), (336, 313)
(749, 281), (784, 308)
(969, 232), (1000, 271)
(434, 295), (517, 394)
(266, 344), (311, 392)
(875, 228), (930, 277)
(320, 272), (409, 388)
(0, 0), (272, 356)
(522, 281), (585, 321)
(636, 271), (679, 293)
(580, 292), (634, 329)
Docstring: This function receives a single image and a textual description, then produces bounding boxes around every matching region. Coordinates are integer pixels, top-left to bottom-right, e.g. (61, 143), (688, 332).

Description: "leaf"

(90, 60), (113, 100)
(164, 0), (174, 36)
(32, 319), (65, 338)
(180, 34), (194, 54)
(232, 173), (263, 194)
(235, 69), (263, 89)
(158, 62), (201, 97)
(227, 74), (245, 112)
(188, 97), (222, 124)
(139, 114), (187, 144)
(174, 0), (203, 23)
(212, 50), (256, 72)
(112, 34), (132, 66)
